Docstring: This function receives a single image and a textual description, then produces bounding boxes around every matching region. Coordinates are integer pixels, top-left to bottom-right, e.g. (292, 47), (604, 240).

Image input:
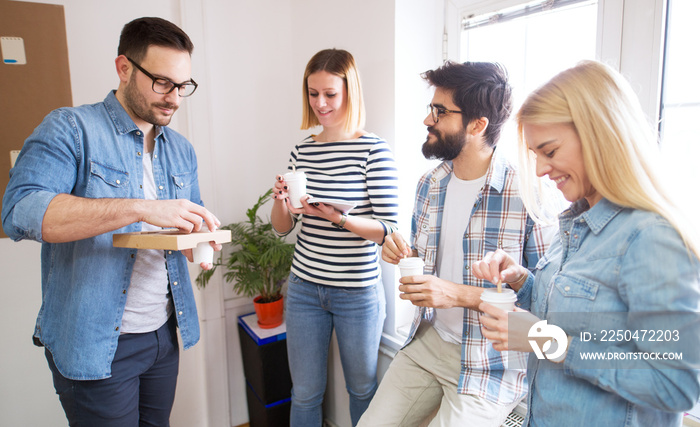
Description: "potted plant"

(196, 188), (295, 328)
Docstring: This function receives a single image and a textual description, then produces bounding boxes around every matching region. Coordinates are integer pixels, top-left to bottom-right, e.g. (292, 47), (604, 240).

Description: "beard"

(421, 126), (467, 161)
(123, 75), (178, 127)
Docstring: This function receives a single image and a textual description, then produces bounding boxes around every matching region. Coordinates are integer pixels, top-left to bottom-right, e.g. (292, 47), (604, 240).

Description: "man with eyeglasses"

(359, 61), (557, 426)
(2, 17), (219, 425)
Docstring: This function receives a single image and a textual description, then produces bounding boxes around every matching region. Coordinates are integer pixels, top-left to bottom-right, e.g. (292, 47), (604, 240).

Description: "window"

(461, 0), (598, 102)
(659, 0), (700, 220)
(661, 5), (700, 424)
(383, 0), (601, 348)
(460, 0), (598, 160)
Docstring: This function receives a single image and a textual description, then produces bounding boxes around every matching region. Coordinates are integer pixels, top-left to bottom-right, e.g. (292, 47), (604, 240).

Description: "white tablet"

(305, 197), (357, 213)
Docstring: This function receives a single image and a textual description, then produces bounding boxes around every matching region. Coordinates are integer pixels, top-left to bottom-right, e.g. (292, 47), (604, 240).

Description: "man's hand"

(140, 199), (220, 233)
(399, 275), (480, 309)
(42, 195), (221, 243)
(382, 232), (412, 264)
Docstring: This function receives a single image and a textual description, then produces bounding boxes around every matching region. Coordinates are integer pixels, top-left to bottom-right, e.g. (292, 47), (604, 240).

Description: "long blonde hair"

(300, 48), (366, 133)
(516, 60), (699, 258)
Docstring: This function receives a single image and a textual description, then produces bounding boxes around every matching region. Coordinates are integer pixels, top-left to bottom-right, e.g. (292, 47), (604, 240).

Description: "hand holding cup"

(283, 171), (307, 209)
(193, 241), (215, 269)
(398, 257), (425, 279)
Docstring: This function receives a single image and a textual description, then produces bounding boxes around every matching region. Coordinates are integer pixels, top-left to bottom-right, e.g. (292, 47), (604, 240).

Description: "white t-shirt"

(120, 151), (172, 333)
(433, 172), (486, 344)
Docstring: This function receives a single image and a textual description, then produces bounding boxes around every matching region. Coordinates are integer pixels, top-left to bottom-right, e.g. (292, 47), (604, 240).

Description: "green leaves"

(195, 189), (294, 303)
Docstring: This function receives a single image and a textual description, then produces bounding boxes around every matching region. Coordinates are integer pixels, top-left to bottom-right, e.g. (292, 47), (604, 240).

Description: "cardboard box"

(112, 229), (231, 250)
(0, 1), (72, 238)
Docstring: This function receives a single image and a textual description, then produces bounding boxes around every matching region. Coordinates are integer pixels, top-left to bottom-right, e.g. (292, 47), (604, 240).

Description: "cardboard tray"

(113, 229), (231, 250)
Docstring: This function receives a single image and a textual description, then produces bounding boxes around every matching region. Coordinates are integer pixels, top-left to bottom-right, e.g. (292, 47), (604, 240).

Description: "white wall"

(0, 0), (441, 426)
(0, 241), (62, 424)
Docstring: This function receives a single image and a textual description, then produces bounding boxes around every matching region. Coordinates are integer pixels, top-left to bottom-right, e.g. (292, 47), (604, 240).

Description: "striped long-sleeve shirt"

(284, 133), (399, 287)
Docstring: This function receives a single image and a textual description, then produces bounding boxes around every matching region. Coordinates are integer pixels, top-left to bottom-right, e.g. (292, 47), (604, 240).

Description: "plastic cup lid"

(480, 287), (516, 303)
(398, 257), (424, 267)
(284, 171), (306, 180)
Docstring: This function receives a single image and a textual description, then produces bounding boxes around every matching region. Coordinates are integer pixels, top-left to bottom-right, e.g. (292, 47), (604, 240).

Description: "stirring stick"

(496, 276), (502, 293)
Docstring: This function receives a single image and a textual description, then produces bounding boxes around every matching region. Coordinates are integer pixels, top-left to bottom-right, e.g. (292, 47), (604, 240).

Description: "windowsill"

(379, 332), (405, 356)
(380, 320), (412, 354)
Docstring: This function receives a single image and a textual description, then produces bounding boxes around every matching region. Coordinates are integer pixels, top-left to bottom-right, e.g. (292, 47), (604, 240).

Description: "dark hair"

(422, 61), (512, 148)
(117, 17), (194, 62)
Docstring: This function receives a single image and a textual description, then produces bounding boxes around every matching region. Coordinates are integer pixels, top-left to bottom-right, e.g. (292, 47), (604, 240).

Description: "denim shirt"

(521, 198), (700, 427)
(2, 92), (202, 380)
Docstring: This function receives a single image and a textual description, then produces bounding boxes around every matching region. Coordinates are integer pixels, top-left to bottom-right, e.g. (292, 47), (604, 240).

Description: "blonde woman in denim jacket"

(472, 60), (700, 427)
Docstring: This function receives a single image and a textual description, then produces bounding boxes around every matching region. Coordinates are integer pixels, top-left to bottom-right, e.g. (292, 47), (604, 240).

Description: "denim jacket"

(2, 92), (202, 380)
(520, 198), (700, 426)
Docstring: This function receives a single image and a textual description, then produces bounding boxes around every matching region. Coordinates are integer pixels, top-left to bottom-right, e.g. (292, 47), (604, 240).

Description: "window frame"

(381, 0), (668, 351)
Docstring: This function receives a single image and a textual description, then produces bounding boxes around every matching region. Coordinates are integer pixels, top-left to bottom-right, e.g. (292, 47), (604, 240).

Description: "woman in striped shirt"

(271, 48), (399, 426)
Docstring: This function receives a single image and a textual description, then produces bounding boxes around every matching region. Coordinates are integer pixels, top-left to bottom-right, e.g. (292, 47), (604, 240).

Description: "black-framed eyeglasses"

(427, 104), (463, 123)
(126, 57), (198, 97)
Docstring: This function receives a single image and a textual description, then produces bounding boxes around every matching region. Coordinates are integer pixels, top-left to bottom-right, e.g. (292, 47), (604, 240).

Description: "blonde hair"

(300, 49), (366, 133)
(516, 60), (699, 258)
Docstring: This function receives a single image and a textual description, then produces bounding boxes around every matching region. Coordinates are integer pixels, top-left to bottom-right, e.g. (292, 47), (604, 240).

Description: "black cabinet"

(238, 313), (292, 426)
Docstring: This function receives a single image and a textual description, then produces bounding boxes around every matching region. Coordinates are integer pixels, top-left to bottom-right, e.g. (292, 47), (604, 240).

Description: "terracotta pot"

(253, 295), (284, 329)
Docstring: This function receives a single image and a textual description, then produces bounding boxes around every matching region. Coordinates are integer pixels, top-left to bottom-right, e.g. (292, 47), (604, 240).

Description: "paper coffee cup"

(284, 171), (307, 209)
(193, 242), (214, 265)
(398, 257), (425, 277)
(480, 288), (517, 313)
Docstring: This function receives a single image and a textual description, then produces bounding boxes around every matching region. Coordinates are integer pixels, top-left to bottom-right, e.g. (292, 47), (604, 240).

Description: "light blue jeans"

(285, 272), (386, 427)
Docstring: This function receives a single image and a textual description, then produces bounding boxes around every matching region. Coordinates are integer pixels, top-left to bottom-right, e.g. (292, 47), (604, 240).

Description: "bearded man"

(358, 61), (556, 427)
(3, 17), (221, 426)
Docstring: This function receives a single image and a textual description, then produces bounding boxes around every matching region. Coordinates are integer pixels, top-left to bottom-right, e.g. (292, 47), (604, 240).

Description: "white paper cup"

(284, 171), (307, 209)
(193, 242), (214, 265)
(480, 288), (517, 314)
(398, 257), (425, 277)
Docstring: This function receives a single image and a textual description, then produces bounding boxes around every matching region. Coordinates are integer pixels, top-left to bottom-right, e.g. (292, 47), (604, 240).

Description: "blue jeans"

(46, 316), (179, 426)
(285, 272), (386, 427)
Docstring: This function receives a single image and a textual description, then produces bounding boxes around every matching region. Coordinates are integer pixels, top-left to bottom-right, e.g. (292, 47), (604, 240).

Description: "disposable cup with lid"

(193, 242), (215, 265)
(480, 288), (517, 314)
(398, 257), (425, 277)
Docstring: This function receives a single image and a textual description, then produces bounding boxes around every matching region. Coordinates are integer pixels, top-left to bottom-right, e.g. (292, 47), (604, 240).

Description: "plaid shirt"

(406, 150), (554, 405)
